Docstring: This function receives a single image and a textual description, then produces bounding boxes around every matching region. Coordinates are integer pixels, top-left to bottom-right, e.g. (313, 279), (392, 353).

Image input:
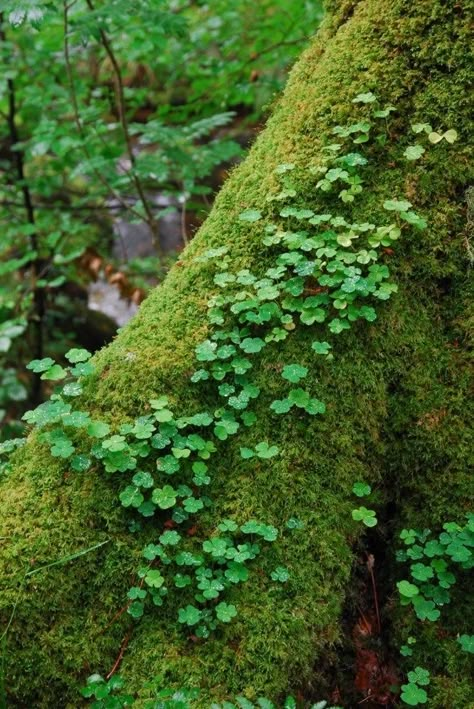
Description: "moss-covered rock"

(1, 0), (472, 706)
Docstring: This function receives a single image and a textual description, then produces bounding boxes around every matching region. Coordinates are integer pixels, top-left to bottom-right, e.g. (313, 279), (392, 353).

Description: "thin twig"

(106, 630), (132, 680)
(63, 1), (144, 223)
(366, 553), (381, 634)
(85, 0), (162, 253)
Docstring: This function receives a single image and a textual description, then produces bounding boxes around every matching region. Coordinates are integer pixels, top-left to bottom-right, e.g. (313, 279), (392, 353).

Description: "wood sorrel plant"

(1, 93), (458, 702)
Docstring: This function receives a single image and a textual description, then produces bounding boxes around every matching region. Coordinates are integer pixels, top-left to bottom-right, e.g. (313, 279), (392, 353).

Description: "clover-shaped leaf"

(286, 517), (305, 530)
(215, 602), (238, 623)
(410, 563), (434, 582)
(239, 209), (262, 222)
(41, 364), (68, 381)
(102, 435), (126, 452)
(157, 455), (180, 475)
(62, 382), (83, 397)
(159, 530), (181, 546)
(218, 519), (239, 532)
(383, 199), (412, 212)
(65, 348), (91, 363)
(270, 398), (292, 414)
(119, 486), (144, 509)
(203, 537), (228, 558)
(400, 683), (428, 706)
(127, 601), (144, 619)
(352, 482), (371, 497)
(152, 485), (177, 509)
(132, 471), (154, 489)
(404, 145), (425, 160)
(407, 667), (430, 686)
(195, 340), (218, 362)
(178, 604), (202, 626)
(225, 562), (249, 583)
(255, 441), (279, 459)
(26, 357), (55, 373)
(353, 91), (376, 103)
(412, 596), (440, 621)
(352, 506), (377, 527)
(240, 338), (265, 354)
(240, 447), (255, 459)
(271, 566), (290, 582)
(312, 341), (332, 355)
(183, 496), (204, 513)
(71, 454), (91, 472)
(127, 587), (147, 601)
(87, 421), (110, 438)
(144, 569), (165, 589)
(51, 438), (75, 458)
(457, 634), (474, 653)
(397, 580), (419, 599)
(281, 363), (308, 383)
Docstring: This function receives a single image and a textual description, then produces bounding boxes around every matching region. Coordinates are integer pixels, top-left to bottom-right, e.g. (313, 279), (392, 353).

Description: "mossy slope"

(1, 0), (473, 706)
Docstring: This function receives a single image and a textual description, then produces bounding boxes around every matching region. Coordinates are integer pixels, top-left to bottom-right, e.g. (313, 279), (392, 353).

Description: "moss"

(0, 0), (473, 706)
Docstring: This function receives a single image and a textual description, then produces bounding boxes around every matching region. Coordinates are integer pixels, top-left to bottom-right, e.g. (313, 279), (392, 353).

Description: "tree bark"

(0, 1), (472, 706)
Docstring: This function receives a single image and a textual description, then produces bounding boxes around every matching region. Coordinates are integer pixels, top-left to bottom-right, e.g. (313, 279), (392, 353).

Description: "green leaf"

(407, 667), (430, 686)
(400, 683), (428, 706)
(132, 471), (154, 489)
(404, 144), (425, 160)
(255, 441), (279, 459)
(178, 604), (202, 626)
(270, 398), (292, 415)
(195, 340), (218, 362)
(383, 198), (413, 212)
(239, 209), (262, 222)
(157, 455), (180, 475)
(240, 447), (255, 459)
(271, 566), (290, 582)
(215, 601), (238, 623)
(41, 364), (68, 381)
(352, 506), (377, 527)
(353, 91), (376, 103)
(352, 482), (371, 497)
(71, 455), (91, 472)
(410, 563), (434, 582)
(144, 569), (165, 588)
(286, 517), (305, 530)
(274, 163), (295, 174)
(312, 341), (331, 355)
(50, 438), (75, 458)
(281, 363), (308, 384)
(119, 486), (144, 508)
(26, 357), (55, 373)
(183, 496), (204, 513)
(62, 382), (83, 397)
(152, 485), (177, 509)
(65, 348), (91, 363)
(225, 562), (249, 583)
(127, 601), (144, 619)
(397, 580), (419, 599)
(240, 338), (265, 354)
(87, 421), (110, 438)
(400, 211), (427, 230)
(411, 123), (432, 134)
(457, 634), (474, 653)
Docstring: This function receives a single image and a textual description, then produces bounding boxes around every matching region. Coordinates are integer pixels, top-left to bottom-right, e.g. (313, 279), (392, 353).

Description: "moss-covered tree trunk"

(1, 1), (472, 706)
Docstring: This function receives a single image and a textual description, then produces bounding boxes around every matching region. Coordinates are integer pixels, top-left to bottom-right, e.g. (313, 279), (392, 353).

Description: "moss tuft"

(1, 0), (473, 706)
